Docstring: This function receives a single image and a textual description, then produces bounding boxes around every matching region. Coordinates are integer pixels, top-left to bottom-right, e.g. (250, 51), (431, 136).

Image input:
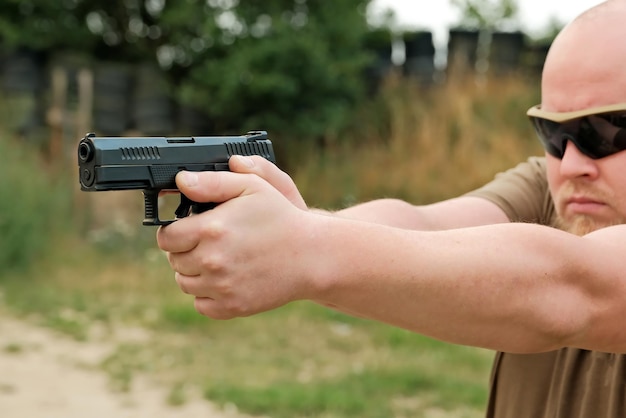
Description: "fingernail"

(178, 171), (198, 187)
(238, 155), (254, 168)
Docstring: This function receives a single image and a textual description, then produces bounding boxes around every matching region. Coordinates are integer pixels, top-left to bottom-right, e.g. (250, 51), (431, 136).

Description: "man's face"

(538, 12), (626, 236)
(547, 148), (626, 235)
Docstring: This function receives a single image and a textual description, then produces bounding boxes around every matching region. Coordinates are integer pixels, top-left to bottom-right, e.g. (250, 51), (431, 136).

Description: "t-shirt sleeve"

(464, 156), (556, 225)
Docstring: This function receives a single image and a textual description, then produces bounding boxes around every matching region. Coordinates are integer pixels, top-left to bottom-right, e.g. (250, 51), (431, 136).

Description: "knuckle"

(174, 273), (192, 294)
(249, 155), (267, 165)
(199, 252), (226, 274)
(198, 218), (227, 239)
(242, 155), (264, 171)
(248, 172), (265, 187)
(156, 227), (170, 250)
(222, 297), (249, 317)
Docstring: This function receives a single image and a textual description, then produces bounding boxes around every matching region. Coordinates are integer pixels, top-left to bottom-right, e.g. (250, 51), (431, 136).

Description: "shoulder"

(466, 156), (551, 224)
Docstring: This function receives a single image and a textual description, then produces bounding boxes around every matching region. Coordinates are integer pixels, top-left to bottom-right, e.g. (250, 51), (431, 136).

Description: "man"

(157, 1), (626, 416)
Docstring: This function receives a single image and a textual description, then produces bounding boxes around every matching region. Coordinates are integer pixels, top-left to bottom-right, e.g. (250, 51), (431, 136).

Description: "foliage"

(449, 0), (519, 30)
(291, 75), (542, 209)
(0, 139), (72, 272)
(172, 0), (373, 138)
(0, 0), (96, 51)
(0, 0), (376, 142)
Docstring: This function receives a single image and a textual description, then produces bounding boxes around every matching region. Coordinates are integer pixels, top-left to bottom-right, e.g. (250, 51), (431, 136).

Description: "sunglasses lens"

(530, 112), (626, 159)
(531, 118), (565, 158)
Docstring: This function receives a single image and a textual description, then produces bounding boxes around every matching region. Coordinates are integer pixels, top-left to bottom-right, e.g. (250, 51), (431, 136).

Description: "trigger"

(175, 194), (193, 219)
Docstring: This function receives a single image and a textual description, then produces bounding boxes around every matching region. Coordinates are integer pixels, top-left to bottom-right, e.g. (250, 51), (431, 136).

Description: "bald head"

(541, 0), (626, 112)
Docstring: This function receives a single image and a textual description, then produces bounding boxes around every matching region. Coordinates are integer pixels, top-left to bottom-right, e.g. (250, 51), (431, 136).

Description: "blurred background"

(0, 1), (603, 417)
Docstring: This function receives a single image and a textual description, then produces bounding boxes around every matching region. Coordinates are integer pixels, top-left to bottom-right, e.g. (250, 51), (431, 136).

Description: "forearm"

(309, 199), (418, 228)
(304, 215), (598, 353)
(331, 197), (509, 230)
(332, 198), (425, 228)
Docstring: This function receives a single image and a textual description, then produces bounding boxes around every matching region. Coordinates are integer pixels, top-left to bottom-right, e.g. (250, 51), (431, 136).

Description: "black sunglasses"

(527, 104), (626, 159)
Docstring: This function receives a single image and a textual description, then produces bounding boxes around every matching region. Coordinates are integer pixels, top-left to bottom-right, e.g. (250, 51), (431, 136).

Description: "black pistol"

(77, 130), (276, 226)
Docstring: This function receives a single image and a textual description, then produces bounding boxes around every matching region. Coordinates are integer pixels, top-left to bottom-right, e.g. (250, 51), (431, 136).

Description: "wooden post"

(73, 67), (94, 230)
(76, 68), (93, 141)
(47, 66), (67, 162)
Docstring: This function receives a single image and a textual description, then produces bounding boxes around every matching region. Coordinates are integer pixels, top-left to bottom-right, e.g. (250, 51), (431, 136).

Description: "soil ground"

(0, 313), (251, 418)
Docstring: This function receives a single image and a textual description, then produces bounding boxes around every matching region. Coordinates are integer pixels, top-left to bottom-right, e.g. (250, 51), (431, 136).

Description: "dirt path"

(0, 313), (250, 418)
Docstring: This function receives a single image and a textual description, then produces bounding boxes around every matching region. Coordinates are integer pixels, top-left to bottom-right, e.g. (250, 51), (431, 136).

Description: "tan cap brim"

(527, 103), (626, 122)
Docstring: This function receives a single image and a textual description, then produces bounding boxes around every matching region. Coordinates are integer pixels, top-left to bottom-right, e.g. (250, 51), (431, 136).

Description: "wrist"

(294, 212), (344, 301)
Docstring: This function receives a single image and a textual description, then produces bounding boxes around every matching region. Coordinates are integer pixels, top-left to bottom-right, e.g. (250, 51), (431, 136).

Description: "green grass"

(1, 243), (494, 416)
(0, 75), (543, 417)
(1, 244), (494, 416)
(204, 367), (487, 418)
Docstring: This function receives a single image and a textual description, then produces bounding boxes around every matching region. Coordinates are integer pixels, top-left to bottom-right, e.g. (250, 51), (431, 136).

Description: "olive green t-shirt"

(466, 156), (626, 418)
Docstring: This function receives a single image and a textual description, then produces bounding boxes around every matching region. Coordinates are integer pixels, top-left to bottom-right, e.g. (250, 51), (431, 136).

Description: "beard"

(554, 214), (623, 236)
(553, 183), (626, 236)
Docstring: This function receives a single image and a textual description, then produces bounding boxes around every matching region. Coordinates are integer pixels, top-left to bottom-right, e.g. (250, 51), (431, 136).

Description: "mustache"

(556, 181), (609, 204)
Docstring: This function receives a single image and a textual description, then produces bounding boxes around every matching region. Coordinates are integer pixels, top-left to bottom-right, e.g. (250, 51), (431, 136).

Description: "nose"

(558, 139), (599, 179)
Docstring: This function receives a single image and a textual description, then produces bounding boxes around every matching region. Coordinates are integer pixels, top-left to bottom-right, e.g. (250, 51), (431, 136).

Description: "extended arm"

(156, 157), (626, 354)
(305, 215), (626, 354)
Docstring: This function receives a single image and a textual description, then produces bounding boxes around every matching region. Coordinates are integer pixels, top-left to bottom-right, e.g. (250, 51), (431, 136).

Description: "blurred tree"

(0, 0), (375, 142)
(170, 0), (374, 139)
(0, 0), (96, 51)
(449, 0), (519, 31)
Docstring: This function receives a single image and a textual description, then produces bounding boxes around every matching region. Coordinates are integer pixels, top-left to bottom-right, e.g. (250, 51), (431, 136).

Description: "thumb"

(229, 155), (307, 210)
(176, 170), (249, 204)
